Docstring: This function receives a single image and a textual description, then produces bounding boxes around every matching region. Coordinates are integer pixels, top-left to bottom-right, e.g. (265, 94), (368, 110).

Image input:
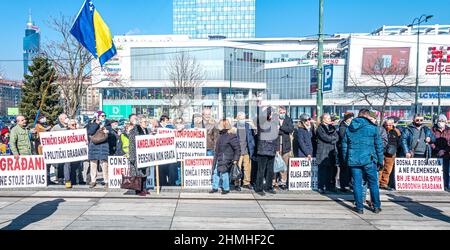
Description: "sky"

(0, 0), (449, 80)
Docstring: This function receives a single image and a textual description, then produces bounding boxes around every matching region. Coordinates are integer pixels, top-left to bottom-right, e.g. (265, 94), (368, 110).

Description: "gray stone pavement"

(0, 187), (449, 230)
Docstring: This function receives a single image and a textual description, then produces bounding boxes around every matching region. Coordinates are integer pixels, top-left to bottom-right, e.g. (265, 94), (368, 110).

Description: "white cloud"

(125, 28), (142, 36)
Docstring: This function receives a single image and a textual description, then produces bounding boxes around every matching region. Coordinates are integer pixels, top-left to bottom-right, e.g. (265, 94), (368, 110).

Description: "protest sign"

(289, 158), (318, 191)
(108, 156), (155, 189)
(395, 158), (444, 191)
(0, 156), (47, 188)
(174, 129), (207, 161)
(136, 130), (177, 168)
(183, 157), (213, 189)
(40, 129), (88, 164)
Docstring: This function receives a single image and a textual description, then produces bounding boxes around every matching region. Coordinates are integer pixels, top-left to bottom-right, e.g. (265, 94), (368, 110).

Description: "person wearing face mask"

(401, 114), (435, 160)
(34, 116), (51, 155)
(128, 115), (151, 196)
(274, 106), (294, 191)
(295, 114), (314, 160)
(379, 118), (402, 191)
(233, 112), (256, 191)
(431, 115), (450, 191)
(337, 112), (354, 192)
(87, 111), (112, 188)
(0, 128), (11, 156)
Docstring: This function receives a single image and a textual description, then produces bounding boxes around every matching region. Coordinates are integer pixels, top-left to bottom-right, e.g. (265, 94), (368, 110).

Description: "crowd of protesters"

(1, 106), (450, 213)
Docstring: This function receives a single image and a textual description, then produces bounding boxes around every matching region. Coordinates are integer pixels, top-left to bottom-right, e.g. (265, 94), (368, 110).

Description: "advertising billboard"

(362, 47), (410, 75)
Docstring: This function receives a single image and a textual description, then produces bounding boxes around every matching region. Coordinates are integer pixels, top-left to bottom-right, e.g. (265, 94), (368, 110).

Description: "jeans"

(64, 162), (71, 182)
(212, 167), (230, 191)
(351, 163), (381, 210)
(256, 155), (275, 192)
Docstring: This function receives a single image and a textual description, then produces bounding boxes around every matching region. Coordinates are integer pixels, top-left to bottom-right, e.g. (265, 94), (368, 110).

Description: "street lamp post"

(438, 59), (443, 115)
(408, 14), (433, 115)
(316, 0), (324, 123)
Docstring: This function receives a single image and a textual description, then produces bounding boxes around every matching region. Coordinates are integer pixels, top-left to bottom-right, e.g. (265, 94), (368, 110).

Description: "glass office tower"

(173, 0), (256, 39)
(23, 11), (40, 76)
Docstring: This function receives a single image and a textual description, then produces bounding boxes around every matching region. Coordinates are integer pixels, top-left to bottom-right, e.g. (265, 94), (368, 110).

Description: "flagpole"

(32, 62), (57, 129)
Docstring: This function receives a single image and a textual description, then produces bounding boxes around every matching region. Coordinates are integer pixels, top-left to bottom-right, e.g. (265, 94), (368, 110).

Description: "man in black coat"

(338, 112), (354, 192)
(316, 113), (339, 193)
(275, 106), (295, 190)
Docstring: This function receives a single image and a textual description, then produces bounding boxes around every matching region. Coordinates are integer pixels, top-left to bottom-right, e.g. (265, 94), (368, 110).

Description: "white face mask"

(40, 118), (47, 124)
(438, 122), (446, 129)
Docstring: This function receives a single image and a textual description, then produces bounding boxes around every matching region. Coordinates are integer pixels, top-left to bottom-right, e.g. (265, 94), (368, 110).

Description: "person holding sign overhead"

(210, 119), (240, 195)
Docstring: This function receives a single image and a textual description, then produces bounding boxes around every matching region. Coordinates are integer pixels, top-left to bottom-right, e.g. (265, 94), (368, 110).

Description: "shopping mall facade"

(92, 25), (450, 121)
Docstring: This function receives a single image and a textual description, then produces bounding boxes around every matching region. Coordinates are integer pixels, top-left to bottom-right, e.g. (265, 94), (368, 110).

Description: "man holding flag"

(70, 0), (116, 66)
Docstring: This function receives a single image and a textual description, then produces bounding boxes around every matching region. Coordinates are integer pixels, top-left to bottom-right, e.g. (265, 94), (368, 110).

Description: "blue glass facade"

(173, 0), (256, 39)
(23, 15), (40, 76)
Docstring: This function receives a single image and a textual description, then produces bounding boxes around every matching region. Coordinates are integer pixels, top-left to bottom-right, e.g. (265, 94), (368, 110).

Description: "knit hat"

(1, 128), (9, 135)
(343, 112), (354, 121)
(95, 111), (106, 119)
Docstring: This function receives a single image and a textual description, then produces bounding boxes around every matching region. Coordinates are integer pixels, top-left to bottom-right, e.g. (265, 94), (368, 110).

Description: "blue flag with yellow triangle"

(70, 0), (116, 66)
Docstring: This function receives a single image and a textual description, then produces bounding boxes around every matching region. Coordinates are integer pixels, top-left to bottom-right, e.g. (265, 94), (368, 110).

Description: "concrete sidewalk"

(0, 188), (449, 230)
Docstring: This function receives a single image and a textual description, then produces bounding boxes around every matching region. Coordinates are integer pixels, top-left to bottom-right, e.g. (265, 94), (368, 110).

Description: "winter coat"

(194, 120), (219, 151)
(213, 129), (241, 173)
(341, 117), (384, 167)
(128, 125), (150, 177)
(87, 122), (113, 161)
(431, 126), (450, 159)
(256, 117), (279, 157)
(400, 124), (435, 158)
(295, 123), (314, 158)
(108, 128), (120, 156)
(234, 122), (256, 158)
(9, 125), (32, 156)
(277, 115), (295, 155)
(316, 123), (339, 167)
(51, 122), (66, 132)
(337, 121), (350, 165)
(384, 127), (402, 157)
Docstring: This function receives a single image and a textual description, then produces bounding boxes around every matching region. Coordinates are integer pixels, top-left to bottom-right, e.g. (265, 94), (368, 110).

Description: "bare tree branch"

(166, 51), (205, 119)
(350, 56), (415, 125)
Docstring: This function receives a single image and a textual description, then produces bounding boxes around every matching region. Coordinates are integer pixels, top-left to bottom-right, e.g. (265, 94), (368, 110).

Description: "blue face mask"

(280, 114), (286, 120)
(238, 120), (246, 125)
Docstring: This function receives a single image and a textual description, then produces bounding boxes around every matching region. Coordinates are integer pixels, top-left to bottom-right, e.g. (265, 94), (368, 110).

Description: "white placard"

(289, 158), (318, 191)
(395, 158), (444, 191)
(0, 156), (47, 188)
(40, 129), (89, 164)
(183, 157), (213, 189)
(135, 130), (177, 168)
(174, 129), (207, 161)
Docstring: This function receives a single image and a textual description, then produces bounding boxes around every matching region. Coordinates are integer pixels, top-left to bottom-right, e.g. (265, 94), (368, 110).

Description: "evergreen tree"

(20, 57), (63, 126)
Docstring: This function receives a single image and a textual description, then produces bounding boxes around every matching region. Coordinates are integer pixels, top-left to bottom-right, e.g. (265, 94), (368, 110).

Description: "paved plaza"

(0, 188), (449, 230)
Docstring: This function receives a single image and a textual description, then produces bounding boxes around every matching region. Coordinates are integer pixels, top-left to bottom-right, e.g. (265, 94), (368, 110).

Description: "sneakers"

(89, 182), (96, 188)
(65, 181), (72, 189)
(209, 189), (219, 194)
